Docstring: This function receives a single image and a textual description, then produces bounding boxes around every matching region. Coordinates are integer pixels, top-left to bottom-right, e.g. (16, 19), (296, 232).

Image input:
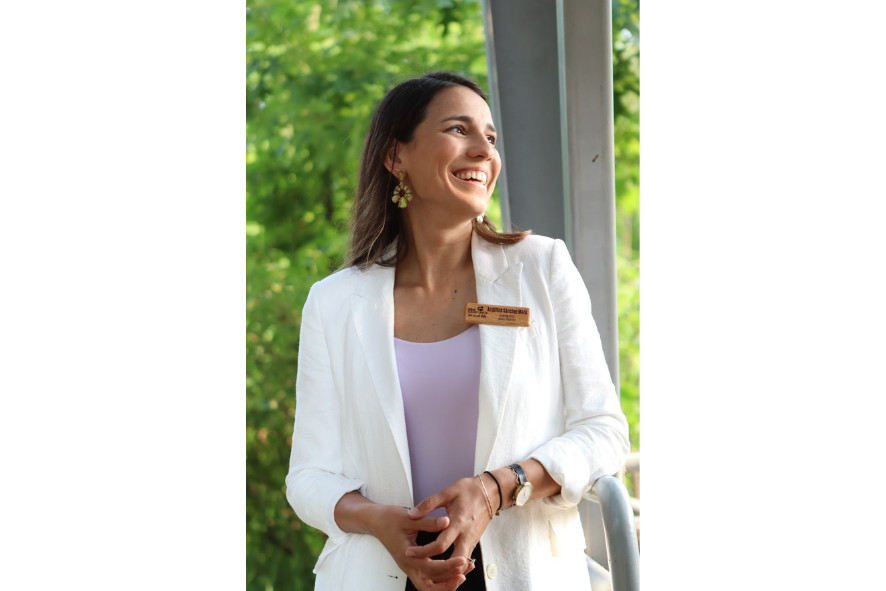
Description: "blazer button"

(485, 563), (498, 579)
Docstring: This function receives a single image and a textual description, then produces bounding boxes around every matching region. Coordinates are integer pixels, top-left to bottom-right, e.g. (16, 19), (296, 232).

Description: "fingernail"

(436, 517), (447, 527)
(405, 549), (415, 557)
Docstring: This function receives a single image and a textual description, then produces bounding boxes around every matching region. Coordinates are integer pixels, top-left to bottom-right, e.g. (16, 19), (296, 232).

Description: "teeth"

(454, 170), (488, 185)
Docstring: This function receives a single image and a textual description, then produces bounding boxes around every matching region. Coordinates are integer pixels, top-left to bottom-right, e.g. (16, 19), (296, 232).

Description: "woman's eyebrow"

(440, 115), (496, 134)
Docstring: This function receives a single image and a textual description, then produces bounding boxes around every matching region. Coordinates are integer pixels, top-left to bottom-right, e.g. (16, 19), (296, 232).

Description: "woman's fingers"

(409, 514), (449, 533)
(438, 557), (475, 579)
(408, 491), (451, 520)
(413, 551), (475, 584)
(406, 527), (458, 559)
(417, 571), (466, 591)
(408, 555), (468, 581)
(406, 504), (482, 559)
(450, 538), (476, 565)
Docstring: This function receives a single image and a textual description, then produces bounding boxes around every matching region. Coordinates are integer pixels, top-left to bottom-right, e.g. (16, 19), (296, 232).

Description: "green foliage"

(613, 0), (640, 255)
(617, 251), (640, 452)
(245, 1), (639, 588)
(612, 0), (640, 451)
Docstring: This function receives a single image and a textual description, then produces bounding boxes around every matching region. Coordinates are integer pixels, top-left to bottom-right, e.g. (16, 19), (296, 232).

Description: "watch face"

(515, 482), (533, 506)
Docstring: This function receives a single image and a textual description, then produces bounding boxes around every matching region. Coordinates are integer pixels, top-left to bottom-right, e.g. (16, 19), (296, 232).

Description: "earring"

(476, 212), (486, 223)
(391, 170), (412, 209)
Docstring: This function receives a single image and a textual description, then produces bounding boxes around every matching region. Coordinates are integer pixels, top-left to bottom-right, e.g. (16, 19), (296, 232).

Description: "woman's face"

(395, 85), (501, 224)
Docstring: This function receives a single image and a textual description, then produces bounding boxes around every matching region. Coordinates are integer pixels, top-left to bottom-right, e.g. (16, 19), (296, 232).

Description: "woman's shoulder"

(499, 233), (568, 265)
(300, 267), (363, 321)
(307, 262), (391, 304)
(309, 265), (360, 297)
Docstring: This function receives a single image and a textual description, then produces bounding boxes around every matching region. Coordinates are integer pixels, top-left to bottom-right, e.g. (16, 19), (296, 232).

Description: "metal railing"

(583, 474), (640, 591)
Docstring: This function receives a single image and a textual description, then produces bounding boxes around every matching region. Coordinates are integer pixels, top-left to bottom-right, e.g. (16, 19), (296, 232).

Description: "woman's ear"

(384, 141), (402, 175)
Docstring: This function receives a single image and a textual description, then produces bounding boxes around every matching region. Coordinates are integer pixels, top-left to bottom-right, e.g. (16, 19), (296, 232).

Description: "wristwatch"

(508, 463), (534, 507)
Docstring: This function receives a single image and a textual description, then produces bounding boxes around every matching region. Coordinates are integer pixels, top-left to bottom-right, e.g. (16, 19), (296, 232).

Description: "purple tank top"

(394, 325), (481, 516)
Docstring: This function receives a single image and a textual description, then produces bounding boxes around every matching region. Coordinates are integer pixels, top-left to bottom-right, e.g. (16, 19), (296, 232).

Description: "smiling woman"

(392, 85), (499, 232)
(345, 73), (530, 271)
(285, 72), (629, 591)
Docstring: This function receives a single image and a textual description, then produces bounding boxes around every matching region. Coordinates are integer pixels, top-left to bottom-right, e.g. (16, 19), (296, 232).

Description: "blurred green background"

(245, 1), (639, 588)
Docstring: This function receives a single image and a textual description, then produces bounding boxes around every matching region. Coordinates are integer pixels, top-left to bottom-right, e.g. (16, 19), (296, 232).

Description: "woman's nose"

(469, 135), (495, 159)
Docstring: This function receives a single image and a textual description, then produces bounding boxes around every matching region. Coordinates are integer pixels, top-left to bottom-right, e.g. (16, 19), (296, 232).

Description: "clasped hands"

(372, 474), (500, 591)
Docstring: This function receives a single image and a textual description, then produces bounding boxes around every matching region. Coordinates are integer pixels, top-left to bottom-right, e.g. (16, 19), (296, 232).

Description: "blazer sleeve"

(285, 282), (364, 543)
(530, 238), (631, 507)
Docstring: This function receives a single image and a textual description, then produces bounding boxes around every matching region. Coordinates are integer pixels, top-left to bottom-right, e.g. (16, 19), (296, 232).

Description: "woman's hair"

(345, 71), (530, 269)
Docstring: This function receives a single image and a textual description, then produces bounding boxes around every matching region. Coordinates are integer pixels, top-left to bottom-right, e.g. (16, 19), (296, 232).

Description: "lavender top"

(394, 325), (481, 517)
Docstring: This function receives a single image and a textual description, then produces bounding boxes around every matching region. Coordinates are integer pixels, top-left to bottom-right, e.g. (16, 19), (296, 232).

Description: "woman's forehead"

(425, 86), (494, 124)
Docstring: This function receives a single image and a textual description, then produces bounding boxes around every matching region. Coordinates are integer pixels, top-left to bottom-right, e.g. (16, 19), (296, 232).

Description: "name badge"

(464, 303), (531, 327)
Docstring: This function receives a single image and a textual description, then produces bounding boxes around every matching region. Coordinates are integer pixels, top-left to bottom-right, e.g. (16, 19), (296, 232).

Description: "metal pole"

(558, 0), (620, 390)
(482, 0), (565, 238)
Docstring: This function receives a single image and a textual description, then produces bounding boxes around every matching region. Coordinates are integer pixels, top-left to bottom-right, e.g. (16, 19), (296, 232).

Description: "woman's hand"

(335, 492), (473, 590)
(366, 504), (474, 590)
(406, 475), (495, 581)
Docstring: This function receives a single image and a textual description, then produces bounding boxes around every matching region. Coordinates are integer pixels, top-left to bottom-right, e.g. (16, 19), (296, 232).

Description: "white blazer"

(286, 233), (629, 591)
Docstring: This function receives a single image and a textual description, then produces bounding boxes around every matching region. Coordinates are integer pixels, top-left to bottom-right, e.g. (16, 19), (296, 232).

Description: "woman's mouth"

(453, 170), (488, 186)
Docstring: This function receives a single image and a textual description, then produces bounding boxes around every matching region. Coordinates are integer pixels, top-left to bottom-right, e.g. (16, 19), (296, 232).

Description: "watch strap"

(508, 463), (527, 485)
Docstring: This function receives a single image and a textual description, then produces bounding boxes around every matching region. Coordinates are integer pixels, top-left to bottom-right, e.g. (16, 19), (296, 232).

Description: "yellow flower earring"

(391, 169), (413, 209)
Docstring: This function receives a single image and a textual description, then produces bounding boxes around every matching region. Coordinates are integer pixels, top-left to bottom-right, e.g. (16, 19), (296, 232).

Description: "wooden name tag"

(464, 303), (531, 327)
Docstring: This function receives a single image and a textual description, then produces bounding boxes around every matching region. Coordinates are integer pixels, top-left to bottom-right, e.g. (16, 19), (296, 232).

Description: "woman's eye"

(487, 135), (497, 145)
(449, 125), (466, 135)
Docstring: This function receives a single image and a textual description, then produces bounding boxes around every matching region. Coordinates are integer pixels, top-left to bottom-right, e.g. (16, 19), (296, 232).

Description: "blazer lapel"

(350, 263), (413, 495)
(471, 233), (523, 473)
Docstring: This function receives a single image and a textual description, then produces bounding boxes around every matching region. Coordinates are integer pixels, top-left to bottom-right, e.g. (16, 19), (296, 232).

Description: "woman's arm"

(285, 283), (364, 543)
(528, 238), (630, 505)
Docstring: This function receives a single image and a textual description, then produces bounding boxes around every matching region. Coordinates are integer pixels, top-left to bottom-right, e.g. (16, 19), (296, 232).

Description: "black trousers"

(404, 530), (486, 591)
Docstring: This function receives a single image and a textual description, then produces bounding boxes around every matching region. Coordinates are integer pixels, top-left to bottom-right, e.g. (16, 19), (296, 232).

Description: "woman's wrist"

(475, 475), (496, 519)
(482, 471), (504, 513)
(489, 466), (518, 509)
(486, 459), (560, 509)
(362, 502), (395, 538)
(334, 490), (384, 536)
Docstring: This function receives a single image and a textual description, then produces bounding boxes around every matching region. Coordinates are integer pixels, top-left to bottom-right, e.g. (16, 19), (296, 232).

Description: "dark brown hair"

(345, 71), (530, 269)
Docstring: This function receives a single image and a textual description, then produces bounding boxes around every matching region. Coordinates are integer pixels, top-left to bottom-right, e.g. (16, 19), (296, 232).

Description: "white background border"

(3, 1), (885, 588)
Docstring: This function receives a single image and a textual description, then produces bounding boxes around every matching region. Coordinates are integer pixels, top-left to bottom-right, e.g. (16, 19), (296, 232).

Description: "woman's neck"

(397, 218), (473, 291)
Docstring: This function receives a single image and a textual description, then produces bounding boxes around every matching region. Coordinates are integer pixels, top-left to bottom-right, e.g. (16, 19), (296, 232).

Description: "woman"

(286, 71), (629, 591)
